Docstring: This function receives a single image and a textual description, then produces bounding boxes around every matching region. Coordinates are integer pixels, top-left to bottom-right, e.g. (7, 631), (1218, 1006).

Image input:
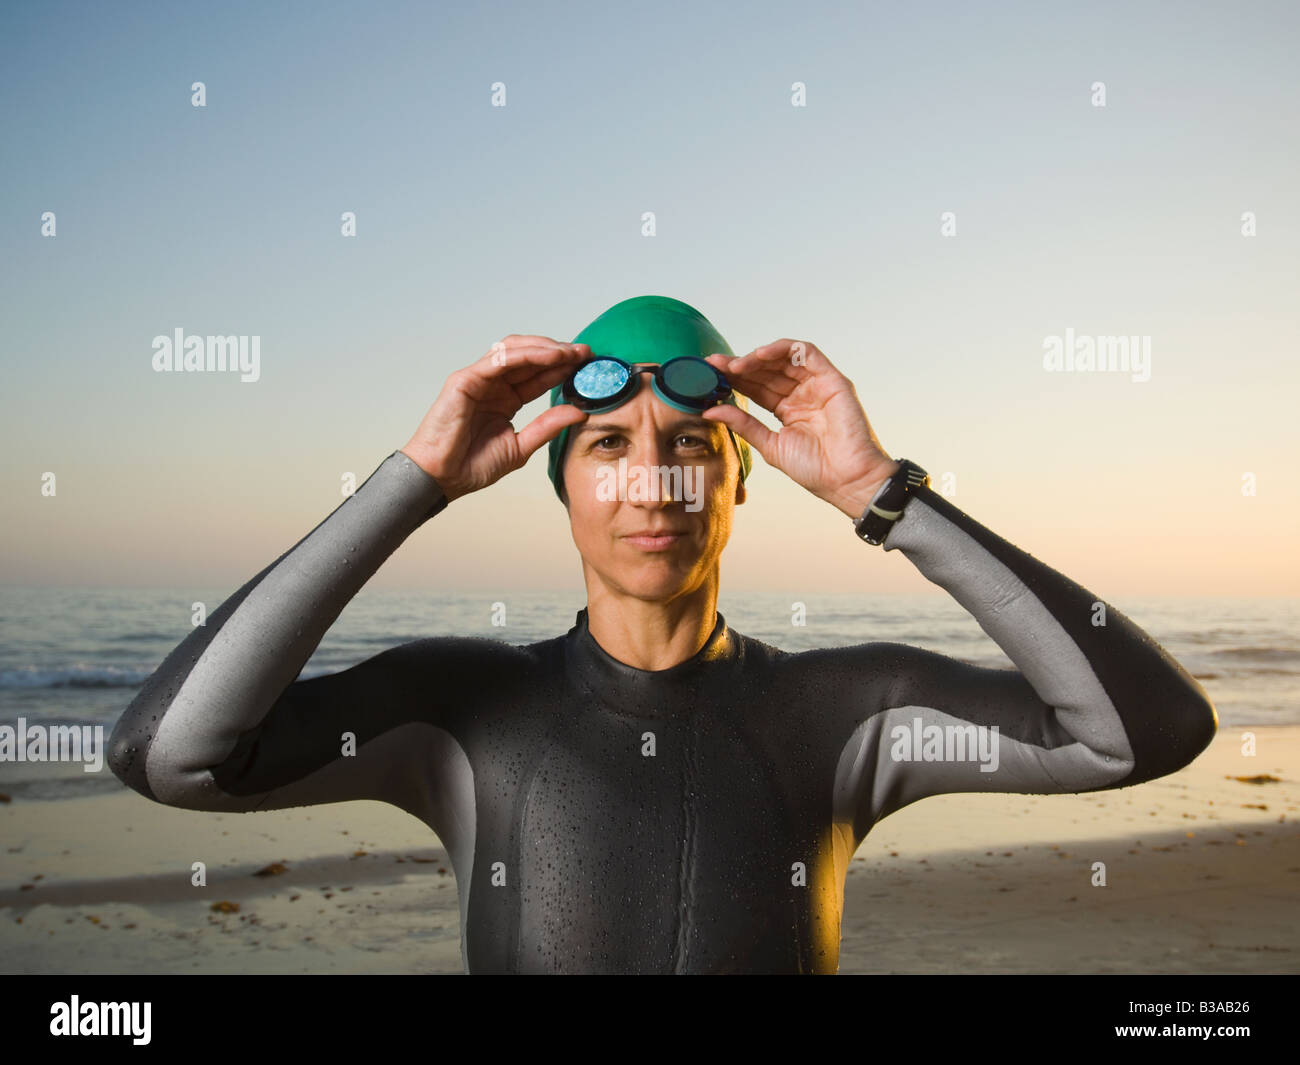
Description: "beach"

(1, 725), (1295, 974)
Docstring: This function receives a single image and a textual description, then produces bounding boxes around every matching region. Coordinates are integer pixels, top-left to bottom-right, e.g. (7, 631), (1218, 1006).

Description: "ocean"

(1, 587), (1296, 801)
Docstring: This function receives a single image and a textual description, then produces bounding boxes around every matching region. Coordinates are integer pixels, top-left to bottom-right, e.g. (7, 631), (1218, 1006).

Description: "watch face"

(855, 461), (926, 544)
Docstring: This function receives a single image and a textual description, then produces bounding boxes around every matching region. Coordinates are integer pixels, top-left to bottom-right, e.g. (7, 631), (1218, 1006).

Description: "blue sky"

(3, 0), (1297, 594)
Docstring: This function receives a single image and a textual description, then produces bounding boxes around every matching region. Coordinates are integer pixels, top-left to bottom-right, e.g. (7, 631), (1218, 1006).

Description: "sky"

(2, 0), (1297, 597)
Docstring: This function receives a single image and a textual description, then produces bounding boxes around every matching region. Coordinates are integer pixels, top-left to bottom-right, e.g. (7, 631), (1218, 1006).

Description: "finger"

(725, 346), (854, 418)
(703, 352), (794, 413)
(495, 334), (590, 358)
(496, 340), (591, 381)
(745, 338), (833, 373)
(509, 359), (587, 406)
(701, 404), (778, 464)
(717, 343), (813, 390)
(740, 340), (848, 398)
(455, 341), (589, 405)
(726, 360), (800, 399)
(515, 403), (589, 463)
(713, 364), (791, 415)
(468, 338), (591, 385)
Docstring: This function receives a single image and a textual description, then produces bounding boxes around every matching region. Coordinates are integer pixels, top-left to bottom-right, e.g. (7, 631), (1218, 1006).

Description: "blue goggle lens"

(572, 359), (630, 400)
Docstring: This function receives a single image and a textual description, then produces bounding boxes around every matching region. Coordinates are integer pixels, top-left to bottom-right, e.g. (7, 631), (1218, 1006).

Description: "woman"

(108, 295), (1218, 973)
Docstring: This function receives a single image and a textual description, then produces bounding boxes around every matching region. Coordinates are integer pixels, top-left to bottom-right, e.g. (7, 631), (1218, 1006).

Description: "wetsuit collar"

(565, 606), (737, 712)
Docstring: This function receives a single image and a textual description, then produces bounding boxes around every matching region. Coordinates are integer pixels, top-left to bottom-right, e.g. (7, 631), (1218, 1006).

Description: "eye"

(591, 433), (713, 451)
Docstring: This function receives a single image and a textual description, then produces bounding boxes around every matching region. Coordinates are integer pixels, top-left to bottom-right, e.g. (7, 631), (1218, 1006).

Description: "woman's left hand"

(702, 340), (901, 519)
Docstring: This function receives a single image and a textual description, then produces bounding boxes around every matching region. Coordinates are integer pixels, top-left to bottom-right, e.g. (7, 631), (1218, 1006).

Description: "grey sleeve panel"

(833, 486), (1218, 834)
(107, 450), (452, 814)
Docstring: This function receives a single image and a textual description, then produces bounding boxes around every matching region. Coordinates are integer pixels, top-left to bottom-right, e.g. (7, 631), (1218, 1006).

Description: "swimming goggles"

(560, 356), (734, 415)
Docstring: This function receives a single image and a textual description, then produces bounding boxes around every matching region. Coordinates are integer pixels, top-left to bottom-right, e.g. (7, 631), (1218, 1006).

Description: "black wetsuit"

(107, 451), (1217, 973)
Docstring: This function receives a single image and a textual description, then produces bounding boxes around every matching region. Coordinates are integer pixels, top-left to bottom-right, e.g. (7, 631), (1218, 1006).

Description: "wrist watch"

(852, 459), (930, 545)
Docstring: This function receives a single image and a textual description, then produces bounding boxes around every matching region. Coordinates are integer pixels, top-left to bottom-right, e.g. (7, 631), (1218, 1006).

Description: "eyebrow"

(575, 417), (720, 438)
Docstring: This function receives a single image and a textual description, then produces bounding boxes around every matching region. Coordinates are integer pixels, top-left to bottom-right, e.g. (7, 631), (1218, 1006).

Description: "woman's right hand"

(400, 336), (592, 502)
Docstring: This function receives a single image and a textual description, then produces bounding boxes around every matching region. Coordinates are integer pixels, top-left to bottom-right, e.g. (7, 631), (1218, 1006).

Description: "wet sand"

(1, 726), (1295, 974)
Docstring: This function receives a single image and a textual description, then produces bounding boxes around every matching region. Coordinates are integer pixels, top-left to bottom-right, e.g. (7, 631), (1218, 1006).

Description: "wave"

(0, 666), (150, 690)
(109, 632), (186, 643)
(1207, 646), (1300, 664)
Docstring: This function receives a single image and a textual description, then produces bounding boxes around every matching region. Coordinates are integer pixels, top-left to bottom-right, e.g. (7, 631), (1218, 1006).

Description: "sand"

(1, 725), (1296, 974)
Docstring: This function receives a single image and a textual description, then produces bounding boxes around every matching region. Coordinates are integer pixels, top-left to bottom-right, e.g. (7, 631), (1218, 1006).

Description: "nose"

(626, 427), (681, 506)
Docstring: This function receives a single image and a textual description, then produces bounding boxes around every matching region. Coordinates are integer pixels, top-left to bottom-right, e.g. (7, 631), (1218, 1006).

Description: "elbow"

(1182, 693), (1219, 767)
(1145, 692), (1219, 780)
(107, 703), (243, 813)
(106, 708), (162, 802)
(1172, 667), (1220, 769)
(1106, 646), (1220, 784)
(108, 664), (235, 810)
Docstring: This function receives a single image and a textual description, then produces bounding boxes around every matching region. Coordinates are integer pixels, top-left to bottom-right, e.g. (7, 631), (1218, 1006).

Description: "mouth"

(621, 530), (688, 551)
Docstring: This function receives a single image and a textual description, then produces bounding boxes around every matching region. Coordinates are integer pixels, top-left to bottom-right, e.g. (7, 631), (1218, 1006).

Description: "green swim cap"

(546, 295), (754, 502)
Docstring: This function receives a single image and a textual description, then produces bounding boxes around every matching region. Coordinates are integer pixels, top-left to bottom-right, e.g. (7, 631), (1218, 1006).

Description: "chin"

(614, 571), (694, 601)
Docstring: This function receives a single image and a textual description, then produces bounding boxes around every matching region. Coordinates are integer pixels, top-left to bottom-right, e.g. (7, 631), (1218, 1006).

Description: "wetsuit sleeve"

(107, 450), (453, 815)
(832, 485), (1219, 833)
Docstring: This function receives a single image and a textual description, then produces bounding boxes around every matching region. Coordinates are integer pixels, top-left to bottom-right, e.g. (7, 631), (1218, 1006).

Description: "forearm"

(107, 450), (448, 805)
(881, 486), (1217, 786)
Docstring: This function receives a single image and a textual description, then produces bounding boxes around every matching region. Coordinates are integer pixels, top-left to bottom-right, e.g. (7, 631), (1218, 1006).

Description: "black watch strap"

(852, 459), (930, 546)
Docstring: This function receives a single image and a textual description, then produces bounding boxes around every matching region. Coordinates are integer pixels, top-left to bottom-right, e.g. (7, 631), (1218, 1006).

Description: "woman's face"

(561, 377), (746, 602)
